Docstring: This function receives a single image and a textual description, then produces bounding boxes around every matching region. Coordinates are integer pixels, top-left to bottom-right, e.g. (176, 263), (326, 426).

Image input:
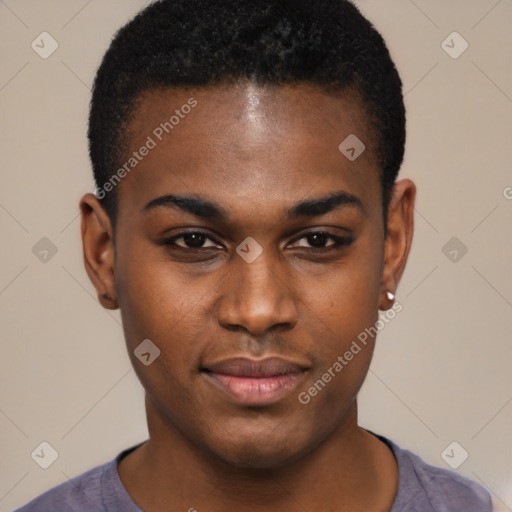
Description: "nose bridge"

(241, 250), (279, 298)
(217, 247), (298, 334)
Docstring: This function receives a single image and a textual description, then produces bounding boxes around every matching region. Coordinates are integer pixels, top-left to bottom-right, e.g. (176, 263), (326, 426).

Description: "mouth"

(200, 357), (310, 406)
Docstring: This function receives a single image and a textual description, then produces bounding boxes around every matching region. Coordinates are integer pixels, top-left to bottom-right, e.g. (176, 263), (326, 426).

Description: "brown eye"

(164, 231), (221, 249)
(290, 231), (354, 249)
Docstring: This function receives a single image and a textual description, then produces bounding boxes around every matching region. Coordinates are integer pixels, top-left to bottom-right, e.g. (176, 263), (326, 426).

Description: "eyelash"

(161, 230), (354, 252)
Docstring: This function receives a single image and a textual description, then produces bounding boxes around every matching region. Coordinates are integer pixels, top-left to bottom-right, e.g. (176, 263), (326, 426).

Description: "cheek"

(299, 277), (379, 417)
(115, 243), (184, 351)
(296, 247), (383, 396)
(302, 251), (382, 338)
(115, 258), (200, 414)
(115, 245), (219, 374)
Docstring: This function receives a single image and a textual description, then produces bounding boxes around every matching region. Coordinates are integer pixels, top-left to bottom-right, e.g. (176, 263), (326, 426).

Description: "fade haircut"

(88, 0), (406, 232)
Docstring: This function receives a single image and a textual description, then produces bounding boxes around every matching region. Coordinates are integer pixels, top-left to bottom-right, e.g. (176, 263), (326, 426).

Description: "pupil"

(184, 233), (205, 248)
(308, 233), (327, 247)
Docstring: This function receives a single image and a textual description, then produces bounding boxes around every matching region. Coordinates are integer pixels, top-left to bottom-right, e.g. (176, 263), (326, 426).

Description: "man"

(15, 0), (493, 510)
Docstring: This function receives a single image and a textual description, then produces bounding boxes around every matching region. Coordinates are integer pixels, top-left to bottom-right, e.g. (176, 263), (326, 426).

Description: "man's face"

(104, 83), (390, 468)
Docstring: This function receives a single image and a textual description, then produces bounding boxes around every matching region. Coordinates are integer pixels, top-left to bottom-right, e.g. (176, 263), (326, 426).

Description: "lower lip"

(203, 372), (305, 406)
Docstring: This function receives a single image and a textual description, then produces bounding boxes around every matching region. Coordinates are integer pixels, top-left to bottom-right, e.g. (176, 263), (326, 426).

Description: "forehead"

(116, 82), (381, 222)
(127, 82), (374, 150)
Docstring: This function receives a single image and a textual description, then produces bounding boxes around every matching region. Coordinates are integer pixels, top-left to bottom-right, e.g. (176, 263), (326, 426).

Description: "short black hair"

(88, 0), (405, 231)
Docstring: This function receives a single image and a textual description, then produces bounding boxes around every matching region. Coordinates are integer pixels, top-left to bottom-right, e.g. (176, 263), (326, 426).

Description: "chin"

(205, 428), (314, 470)
(219, 446), (306, 470)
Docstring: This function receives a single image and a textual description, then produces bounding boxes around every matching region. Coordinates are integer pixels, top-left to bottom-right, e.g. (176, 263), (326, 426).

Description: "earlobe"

(79, 193), (118, 310)
(379, 179), (416, 310)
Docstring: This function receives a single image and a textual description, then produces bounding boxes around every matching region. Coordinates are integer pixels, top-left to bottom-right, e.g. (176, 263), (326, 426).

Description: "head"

(81, 0), (415, 469)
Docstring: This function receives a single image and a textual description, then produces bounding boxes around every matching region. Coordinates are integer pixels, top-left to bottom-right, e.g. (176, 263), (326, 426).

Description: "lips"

(203, 357), (308, 377)
(201, 357), (309, 406)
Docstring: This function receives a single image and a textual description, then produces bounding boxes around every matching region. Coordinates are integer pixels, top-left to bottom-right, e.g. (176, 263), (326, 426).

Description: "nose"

(216, 249), (299, 336)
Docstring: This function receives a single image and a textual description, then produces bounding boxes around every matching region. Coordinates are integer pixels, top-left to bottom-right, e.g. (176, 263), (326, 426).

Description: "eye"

(289, 231), (354, 250)
(164, 231), (221, 249)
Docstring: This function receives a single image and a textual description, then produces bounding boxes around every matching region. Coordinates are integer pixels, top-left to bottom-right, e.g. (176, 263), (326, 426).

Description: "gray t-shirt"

(14, 435), (492, 511)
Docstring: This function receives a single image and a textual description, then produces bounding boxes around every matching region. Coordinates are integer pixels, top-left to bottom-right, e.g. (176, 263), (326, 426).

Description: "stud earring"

(386, 290), (395, 301)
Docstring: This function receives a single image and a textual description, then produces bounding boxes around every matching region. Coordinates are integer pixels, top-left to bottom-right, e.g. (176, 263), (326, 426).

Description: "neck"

(118, 395), (398, 511)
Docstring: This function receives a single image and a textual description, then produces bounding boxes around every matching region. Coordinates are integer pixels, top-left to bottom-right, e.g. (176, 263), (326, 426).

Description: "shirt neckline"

(110, 434), (405, 511)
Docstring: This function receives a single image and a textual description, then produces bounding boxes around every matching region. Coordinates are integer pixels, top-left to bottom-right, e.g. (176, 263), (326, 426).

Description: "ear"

(79, 193), (118, 310)
(379, 179), (416, 310)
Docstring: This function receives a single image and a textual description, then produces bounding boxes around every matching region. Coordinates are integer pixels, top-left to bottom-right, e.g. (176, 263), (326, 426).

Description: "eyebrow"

(141, 190), (365, 221)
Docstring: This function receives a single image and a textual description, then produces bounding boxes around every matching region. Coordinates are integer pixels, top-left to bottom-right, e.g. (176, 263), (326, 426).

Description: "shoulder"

(380, 435), (493, 512)
(13, 461), (110, 512)
(13, 444), (144, 512)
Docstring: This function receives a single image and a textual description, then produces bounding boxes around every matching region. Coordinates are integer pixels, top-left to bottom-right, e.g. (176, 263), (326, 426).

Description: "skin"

(80, 81), (416, 511)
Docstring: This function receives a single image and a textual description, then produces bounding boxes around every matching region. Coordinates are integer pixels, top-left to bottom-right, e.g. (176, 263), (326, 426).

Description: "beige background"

(1, 0), (511, 510)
